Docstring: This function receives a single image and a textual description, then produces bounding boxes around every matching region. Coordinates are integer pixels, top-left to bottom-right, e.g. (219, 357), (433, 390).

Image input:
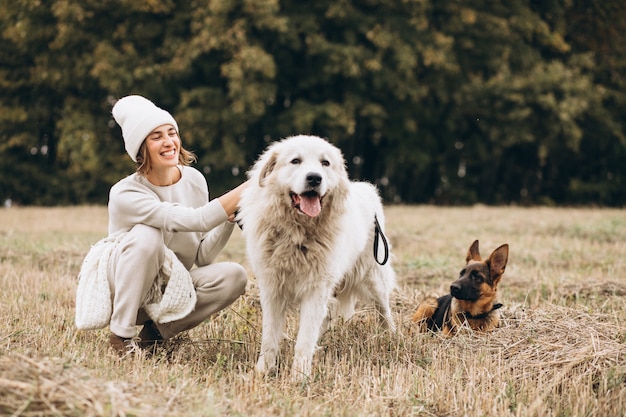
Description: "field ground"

(1, 205), (625, 416)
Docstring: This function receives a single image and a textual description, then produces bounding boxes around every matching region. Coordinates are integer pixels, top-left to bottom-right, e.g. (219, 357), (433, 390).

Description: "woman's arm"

(196, 180), (250, 265)
(196, 222), (235, 266)
(217, 180), (251, 219)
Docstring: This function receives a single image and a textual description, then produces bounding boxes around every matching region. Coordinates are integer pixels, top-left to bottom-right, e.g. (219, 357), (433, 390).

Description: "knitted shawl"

(75, 233), (197, 330)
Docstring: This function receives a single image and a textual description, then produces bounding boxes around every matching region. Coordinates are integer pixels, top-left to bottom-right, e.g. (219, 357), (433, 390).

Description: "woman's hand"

(217, 180), (251, 217)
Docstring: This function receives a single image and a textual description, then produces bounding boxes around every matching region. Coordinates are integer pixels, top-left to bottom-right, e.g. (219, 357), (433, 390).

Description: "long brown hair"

(135, 137), (197, 176)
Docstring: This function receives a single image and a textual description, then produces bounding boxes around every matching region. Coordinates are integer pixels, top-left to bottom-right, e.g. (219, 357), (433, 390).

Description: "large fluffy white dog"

(238, 135), (396, 380)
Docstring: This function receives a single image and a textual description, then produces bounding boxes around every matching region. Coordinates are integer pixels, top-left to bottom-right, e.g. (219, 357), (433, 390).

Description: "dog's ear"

(466, 240), (481, 263)
(488, 244), (509, 282)
(258, 152), (277, 187)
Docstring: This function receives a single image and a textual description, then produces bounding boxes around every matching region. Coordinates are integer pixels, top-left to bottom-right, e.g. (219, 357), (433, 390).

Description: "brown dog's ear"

(466, 240), (481, 263)
(488, 244), (509, 282)
(258, 152), (277, 187)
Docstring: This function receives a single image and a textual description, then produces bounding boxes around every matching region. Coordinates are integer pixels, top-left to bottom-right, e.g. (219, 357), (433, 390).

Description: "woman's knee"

(122, 224), (165, 261)
(230, 263), (248, 296)
(193, 262), (247, 296)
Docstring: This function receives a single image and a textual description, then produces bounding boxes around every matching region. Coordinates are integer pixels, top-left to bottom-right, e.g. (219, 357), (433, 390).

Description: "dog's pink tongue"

(299, 194), (321, 217)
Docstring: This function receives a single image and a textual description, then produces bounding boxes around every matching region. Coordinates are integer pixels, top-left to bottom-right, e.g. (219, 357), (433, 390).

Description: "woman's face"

(145, 124), (180, 170)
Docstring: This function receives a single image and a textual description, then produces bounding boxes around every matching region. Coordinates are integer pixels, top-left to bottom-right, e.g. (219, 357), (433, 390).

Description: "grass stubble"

(0, 205), (624, 416)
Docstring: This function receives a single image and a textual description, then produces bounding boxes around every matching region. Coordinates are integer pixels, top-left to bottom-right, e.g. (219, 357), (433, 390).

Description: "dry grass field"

(1, 205), (625, 416)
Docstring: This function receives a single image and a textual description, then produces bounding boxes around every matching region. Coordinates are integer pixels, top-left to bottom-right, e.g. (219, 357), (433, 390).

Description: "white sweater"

(107, 165), (234, 269)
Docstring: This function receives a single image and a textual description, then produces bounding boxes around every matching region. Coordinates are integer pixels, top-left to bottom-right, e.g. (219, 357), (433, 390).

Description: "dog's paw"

(385, 318), (397, 333)
(290, 356), (312, 383)
(255, 361), (272, 375)
(412, 296), (438, 330)
(255, 353), (277, 376)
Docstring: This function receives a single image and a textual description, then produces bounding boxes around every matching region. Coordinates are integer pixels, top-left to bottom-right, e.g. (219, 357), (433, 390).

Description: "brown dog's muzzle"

(450, 277), (480, 301)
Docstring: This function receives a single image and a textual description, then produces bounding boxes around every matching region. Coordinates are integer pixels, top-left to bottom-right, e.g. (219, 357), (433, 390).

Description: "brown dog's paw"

(412, 296), (438, 331)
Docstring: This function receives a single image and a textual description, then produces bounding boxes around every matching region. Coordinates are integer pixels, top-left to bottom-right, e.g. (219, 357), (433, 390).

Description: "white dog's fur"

(238, 135), (396, 380)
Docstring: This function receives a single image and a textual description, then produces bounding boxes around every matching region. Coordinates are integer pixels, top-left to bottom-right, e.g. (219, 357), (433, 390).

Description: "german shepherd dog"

(412, 240), (509, 335)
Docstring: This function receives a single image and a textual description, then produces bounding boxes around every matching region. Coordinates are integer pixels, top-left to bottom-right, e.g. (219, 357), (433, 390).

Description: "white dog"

(238, 135), (396, 380)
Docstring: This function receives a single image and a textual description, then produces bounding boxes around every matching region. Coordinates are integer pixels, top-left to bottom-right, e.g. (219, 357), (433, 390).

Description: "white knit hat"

(112, 95), (179, 162)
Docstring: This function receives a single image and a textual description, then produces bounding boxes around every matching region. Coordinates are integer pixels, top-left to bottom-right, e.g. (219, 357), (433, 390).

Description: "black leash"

(373, 214), (389, 265)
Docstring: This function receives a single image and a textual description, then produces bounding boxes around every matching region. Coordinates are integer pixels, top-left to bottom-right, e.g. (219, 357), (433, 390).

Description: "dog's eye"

(459, 269), (466, 276)
(321, 159), (330, 167)
(470, 271), (483, 282)
(290, 158), (301, 165)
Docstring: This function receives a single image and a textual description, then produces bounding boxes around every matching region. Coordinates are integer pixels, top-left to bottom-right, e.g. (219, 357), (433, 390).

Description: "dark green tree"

(1, 0), (624, 206)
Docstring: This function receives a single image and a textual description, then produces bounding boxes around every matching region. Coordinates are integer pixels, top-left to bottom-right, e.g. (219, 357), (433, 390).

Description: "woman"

(79, 95), (249, 355)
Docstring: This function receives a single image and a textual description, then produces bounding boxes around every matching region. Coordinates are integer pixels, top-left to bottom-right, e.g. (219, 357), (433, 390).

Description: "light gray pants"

(107, 224), (247, 339)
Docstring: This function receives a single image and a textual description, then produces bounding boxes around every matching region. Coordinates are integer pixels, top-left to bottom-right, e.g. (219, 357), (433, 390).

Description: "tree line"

(1, 0), (625, 206)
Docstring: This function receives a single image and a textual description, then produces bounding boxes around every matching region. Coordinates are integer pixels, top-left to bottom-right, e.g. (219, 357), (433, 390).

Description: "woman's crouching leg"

(108, 224), (165, 339)
(156, 262), (247, 339)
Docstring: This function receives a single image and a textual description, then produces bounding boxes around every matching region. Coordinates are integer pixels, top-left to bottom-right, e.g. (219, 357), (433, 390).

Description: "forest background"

(1, 0), (625, 206)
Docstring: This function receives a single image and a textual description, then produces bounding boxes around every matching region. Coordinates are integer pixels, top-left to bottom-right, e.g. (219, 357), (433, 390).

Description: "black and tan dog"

(412, 240), (509, 336)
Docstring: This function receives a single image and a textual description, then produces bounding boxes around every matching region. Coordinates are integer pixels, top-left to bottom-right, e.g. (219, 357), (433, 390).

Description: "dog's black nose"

(306, 172), (322, 187)
(450, 283), (461, 297)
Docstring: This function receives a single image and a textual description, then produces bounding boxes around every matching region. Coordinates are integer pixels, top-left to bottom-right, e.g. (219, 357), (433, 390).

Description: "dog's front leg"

(256, 294), (286, 376)
(291, 292), (329, 381)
